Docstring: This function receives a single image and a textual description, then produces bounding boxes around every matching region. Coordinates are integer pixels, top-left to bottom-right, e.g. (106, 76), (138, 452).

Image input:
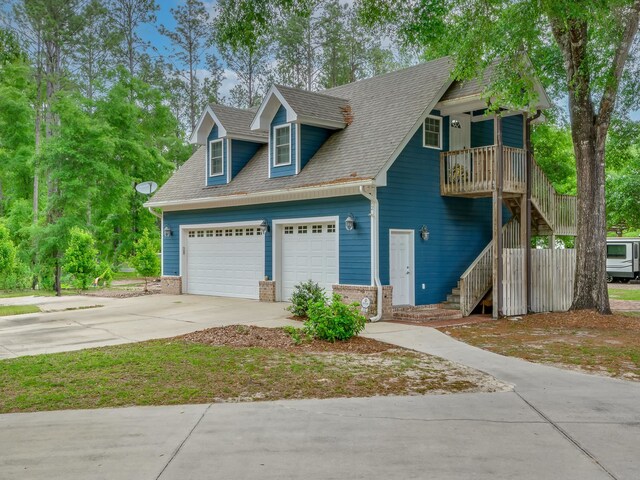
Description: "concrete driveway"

(1, 299), (639, 479)
(0, 294), (294, 359)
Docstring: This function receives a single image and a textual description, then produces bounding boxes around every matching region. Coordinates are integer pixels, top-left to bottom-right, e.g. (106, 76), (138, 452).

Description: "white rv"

(606, 237), (640, 282)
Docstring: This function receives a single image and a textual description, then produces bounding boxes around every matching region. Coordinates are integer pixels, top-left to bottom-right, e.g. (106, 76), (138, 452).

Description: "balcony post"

(493, 115), (503, 318)
(525, 110), (541, 312)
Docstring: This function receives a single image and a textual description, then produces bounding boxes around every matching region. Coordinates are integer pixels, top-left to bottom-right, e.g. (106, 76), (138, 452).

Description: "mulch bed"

(507, 310), (640, 331)
(181, 325), (395, 354)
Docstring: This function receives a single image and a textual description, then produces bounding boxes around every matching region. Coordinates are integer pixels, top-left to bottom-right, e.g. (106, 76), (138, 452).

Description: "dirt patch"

(442, 310), (640, 381)
(80, 279), (161, 298)
(182, 325), (394, 354)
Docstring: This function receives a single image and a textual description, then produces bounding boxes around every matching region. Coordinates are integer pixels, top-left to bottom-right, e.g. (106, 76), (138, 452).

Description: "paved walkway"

(0, 294), (296, 359)
(1, 297), (639, 478)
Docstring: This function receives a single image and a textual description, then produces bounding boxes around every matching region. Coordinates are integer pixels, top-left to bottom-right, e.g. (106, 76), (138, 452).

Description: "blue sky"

(143, 1), (640, 120)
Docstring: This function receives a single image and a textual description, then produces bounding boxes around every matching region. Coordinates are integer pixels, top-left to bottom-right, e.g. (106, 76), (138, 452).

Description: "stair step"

(441, 302), (461, 310)
(452, 287), (460, 295)
(447, 293), (460, 303)
(393, 307), (463, 322)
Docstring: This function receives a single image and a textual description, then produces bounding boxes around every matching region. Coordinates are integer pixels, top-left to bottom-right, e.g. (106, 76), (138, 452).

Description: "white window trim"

(272, 124), (292, 167)
(423, 114), (443, 150)
(209, 139), (224, 177)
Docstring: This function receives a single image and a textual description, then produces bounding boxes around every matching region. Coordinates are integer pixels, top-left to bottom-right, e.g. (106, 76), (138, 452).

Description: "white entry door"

(449, 114), (471, 150)
(449, 114), (472, 179)
(279, 221), (338, 300)
(390, 230), (414, 305)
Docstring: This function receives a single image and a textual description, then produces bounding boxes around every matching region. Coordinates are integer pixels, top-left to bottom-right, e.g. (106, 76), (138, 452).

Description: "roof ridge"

(273, 84), (349, 102)
(324, 56), (453, 94)
(209, 103), (255, 114)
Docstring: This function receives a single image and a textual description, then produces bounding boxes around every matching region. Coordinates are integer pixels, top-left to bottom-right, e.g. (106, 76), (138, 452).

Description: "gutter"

(144, 180), (375, 210)
(359, 186), (383, 322)
(147, 207), (162, 220)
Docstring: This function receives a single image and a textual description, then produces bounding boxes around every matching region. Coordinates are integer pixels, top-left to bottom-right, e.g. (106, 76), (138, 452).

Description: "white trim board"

(146, 180), (375, 211)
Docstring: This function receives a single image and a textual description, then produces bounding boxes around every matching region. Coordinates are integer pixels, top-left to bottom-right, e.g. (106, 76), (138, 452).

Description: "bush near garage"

(304, 293), (367, 342)
(287, 280), (327, 317)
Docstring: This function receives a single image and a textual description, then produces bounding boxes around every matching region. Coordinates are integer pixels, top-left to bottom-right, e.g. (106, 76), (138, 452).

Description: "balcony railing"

(440, 145), (526, 196)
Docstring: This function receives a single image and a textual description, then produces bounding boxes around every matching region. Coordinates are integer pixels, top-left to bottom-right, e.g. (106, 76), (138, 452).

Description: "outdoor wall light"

(259, 219), (269, 235)
(419, 225), (430, 241)
(163, 225), (172, 238)
(345, 214), (356, 231)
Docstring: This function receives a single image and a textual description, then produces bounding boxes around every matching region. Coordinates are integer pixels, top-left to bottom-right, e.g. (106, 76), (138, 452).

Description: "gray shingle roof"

(149, 57), (454, 206)
(210, 104), (267, 141)
(274, 84), (349, 125)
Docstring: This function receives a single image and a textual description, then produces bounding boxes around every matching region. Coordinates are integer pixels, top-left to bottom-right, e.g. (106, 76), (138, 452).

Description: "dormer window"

(273, 124), (291, 166)
(209, 139), (223, 176)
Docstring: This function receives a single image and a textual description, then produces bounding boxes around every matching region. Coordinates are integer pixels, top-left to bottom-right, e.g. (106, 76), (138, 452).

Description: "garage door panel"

(185, 227), (264, 298)
(280, 222), (338, 300)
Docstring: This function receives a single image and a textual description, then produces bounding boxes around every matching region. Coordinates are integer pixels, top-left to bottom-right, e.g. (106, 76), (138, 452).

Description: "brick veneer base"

(331, 284), (393, 321)
(259, 280), (276, 302)
(161, 276), (182, 295)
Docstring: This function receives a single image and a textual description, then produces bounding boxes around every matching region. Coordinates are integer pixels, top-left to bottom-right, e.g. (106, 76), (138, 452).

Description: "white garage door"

(280, 221), (338, 300)
(184, 226), (264, 298)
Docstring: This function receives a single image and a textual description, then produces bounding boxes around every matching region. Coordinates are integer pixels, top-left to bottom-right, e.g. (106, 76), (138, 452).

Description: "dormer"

(191, 104), (267, 186)
(251, 85), (350, 178)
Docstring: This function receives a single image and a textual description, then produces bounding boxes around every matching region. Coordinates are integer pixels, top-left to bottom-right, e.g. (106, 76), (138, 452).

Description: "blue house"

(147, 57), (575, 320)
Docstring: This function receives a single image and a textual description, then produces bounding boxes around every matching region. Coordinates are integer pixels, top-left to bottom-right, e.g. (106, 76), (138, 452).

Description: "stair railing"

(459, 218), (520, 316)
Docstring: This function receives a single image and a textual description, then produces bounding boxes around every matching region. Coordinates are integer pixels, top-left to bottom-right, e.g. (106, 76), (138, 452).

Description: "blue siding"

(503, 115), (523, 148)
(470, 113), (524, 149)
(270, 106), (297, 178)
(163, 196), (371, 285)
(471, 119), (494, 147)
(206, 125), (227, 186)
(379, 124), (495, 305)
(231, 140), (261, 179)
(300, 124), (333, 170)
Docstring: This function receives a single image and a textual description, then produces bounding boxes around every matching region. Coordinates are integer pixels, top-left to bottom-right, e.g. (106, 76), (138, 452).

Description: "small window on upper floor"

(273, 124), (291, 166)
(423, 115), (442, 150)
(209, 139), (223, 176)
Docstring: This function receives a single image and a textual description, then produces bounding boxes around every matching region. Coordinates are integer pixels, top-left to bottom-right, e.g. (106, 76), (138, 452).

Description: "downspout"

(147, 207), (162, 220)
(359, 185), (383, 322)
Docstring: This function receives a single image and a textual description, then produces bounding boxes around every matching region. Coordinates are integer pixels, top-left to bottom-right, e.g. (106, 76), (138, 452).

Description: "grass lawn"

(0, 326), (501, 414)
(0, 305), (41, 316)
(608, 288), (640, 301)
(443, 310), (640, 380)
(112, 271), (142, 281)
(0, 290), (57, 299)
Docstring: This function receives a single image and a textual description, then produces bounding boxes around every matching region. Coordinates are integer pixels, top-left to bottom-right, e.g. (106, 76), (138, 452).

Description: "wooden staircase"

(440, 145), (577, 316)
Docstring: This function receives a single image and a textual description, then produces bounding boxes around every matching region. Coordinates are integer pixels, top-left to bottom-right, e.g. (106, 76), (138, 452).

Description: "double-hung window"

(209, 139), (223, 176)
(423, 115), (442, 149)
(273, 125), (291, 166)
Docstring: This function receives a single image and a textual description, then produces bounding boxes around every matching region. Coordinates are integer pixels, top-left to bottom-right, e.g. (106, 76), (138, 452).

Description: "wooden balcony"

(440, 145), (526, 197)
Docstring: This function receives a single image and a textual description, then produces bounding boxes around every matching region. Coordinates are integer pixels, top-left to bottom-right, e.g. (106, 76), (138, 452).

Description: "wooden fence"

(502, 248), (576, 316)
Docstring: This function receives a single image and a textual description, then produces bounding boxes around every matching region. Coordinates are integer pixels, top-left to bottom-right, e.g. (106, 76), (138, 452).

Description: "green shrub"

(130, 229), (160, 291)
(304, 293), (367, 342)
(283, 325), (311, 345)
(0, 223), (16, 276)
(95, 264), (114, 287)
(63, 227), (99, 290)
(287, 280), (327, 317)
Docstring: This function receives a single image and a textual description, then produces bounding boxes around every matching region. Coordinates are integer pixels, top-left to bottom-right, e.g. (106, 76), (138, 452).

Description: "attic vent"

(340, 104), (354, 125)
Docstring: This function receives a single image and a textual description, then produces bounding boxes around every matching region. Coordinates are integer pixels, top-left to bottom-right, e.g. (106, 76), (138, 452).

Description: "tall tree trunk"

(571, 121), (611, 313)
